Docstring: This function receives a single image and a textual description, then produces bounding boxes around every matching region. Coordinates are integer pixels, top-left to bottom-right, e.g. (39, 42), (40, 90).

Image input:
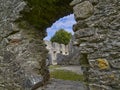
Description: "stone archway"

(0, 0), (120, 90)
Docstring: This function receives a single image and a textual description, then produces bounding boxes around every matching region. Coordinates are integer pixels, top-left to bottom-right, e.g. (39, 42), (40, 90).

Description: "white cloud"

(44, 14), (76, 40)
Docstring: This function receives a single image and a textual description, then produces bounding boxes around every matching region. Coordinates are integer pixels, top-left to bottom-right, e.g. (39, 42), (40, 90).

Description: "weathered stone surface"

(0, 0), (74, 89)
(0, 28), (50, 90)
(109, 59), (120, 69)
(1, 0), (120, 89)
(70, 0), (82, 6)
(96, 59), (110, 70)
(45, 40), (69, 65)
(72, 0), (120, 89)
(74, 28), (95, 38)
(57, 49), (80, 65)
(56, 36), (81, 65)
(73, 1), (94, 20)
(89, 0), (99, 5)
(73, 21), (88, 31)
(0, 0), (50, 89)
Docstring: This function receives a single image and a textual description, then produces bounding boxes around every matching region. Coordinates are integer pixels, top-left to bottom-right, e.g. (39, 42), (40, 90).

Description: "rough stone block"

(74, 28), (95, 38)
(73, 21), (88, 31)
(73, 1), (94, 20)
(109, 59), (120, 69)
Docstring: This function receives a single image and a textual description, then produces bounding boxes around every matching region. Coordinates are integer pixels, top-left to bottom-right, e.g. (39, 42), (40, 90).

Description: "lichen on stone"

(97, 59), (110, 70)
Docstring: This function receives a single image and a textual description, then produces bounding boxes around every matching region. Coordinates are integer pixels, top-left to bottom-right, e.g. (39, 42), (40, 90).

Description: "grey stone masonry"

(0, 0), (120, 90)
(0, 0), (49, 90)
(71, 0), (120, 89)
(56, 36), (81, 65)
(45, 40), (69, 65)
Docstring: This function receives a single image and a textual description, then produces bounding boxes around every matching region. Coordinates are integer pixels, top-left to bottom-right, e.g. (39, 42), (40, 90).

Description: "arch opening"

(44, 14), (76, 65)
(44, 13), (85, 87)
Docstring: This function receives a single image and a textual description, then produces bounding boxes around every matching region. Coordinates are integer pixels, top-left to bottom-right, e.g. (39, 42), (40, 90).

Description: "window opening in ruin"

(80, 54), (89, 65)
(53, 51), (56, 54)
(65, 52), (67, 54)
(60, 51), (62, 53)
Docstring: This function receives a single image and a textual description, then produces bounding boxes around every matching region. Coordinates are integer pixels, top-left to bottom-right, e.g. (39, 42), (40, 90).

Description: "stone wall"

(45, 40), (69, 65)
(0, 0), (73, 89)
(45, 38), (80, 65)
(71, 0), (120, 89)
(0, 0), (120, 90)
(0, 0), (49, 90)
(57, 36), (81, 65)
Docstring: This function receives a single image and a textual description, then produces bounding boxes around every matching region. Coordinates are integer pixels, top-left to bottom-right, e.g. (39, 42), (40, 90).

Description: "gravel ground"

(37, 79), (87, 90)
(36, 66), (86, 90)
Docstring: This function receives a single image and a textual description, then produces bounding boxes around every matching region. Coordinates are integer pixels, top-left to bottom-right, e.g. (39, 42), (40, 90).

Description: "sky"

(44, 14), (76, 40)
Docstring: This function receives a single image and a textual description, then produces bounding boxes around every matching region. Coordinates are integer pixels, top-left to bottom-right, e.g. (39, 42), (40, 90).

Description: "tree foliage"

(50, 29), (72, 45)
(18, 0), (72, 30)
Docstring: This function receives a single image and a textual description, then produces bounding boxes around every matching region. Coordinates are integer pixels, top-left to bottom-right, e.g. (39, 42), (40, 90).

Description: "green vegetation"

(50, 70), (84, 81)
(50, 29), (72, 45)
(18, 0), (72, 31)
(49, 65), (61, 69)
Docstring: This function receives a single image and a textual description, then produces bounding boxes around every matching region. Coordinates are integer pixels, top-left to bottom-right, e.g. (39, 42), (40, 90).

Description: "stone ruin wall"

(0, 0), (120, 90)
(45, 40), (69, 65)
(0, 0), (49, 90)
(0, 0), (72, 89)
(44, 37), (80, 65)
(56, 36), (81, 65)
(71, 0), (120, 90)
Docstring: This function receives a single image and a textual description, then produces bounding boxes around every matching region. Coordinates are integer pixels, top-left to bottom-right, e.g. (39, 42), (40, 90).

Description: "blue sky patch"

(44, 14), (76, 40)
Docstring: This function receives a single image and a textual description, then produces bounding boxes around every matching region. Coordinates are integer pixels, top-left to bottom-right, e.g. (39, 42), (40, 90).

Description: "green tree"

(50, 29), (72, 45)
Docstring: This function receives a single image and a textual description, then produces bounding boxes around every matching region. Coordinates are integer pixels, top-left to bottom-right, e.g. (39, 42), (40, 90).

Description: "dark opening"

(53, 51), (56, 54)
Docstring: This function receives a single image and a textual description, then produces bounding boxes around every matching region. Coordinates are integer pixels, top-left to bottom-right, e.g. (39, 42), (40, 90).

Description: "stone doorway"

(0, 0), (120, 90)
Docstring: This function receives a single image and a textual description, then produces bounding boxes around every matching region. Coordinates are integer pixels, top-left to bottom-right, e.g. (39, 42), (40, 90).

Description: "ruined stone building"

(45, 40), (69, 65)
(44, 36), (80, 65)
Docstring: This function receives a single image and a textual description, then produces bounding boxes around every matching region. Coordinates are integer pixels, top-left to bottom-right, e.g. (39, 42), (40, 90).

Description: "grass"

(49, 65), (61, 69)
(50, 69), (84, 82)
